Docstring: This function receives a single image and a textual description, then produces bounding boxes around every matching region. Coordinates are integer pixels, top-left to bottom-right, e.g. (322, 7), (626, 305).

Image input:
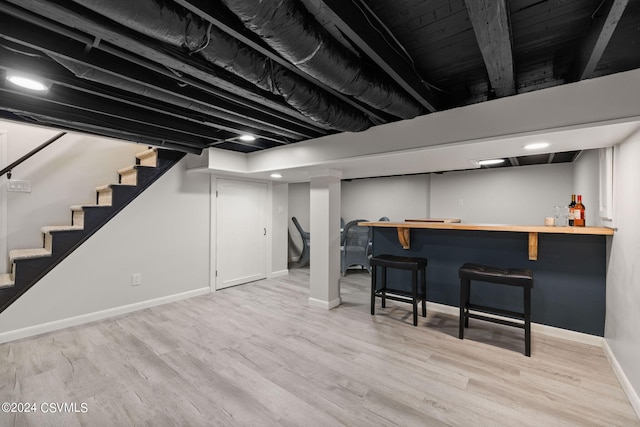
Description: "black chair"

(291, 217), (310, 267)
(370, 254), (428, 326)
(458, 263), (534, 356)
(341, 219), (371, 275)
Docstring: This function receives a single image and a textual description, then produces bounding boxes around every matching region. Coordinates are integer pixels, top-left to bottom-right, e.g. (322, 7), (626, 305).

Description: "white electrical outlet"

(132, 273), (142, 286)
(7, 180), (31, 193)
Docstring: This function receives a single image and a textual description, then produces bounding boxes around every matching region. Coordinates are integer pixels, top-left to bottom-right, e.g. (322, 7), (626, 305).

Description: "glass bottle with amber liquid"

(568, 194), (576, 226)
(573, 195), (586, 227)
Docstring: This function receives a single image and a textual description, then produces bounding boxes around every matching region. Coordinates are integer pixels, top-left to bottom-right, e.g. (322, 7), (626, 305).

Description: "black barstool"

(370, 254), (428, 326)
(458, 263), (534, 356)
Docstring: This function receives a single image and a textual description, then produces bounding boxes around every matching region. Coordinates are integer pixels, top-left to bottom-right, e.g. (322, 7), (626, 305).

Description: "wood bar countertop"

(359, 220), (614, 260)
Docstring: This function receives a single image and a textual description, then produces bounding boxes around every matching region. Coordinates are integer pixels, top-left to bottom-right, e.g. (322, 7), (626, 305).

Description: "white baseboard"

(427, 301), (604, 347)
(0, 287), (211, 344)
(603, 339), (640, 419)
(308, 296), (342, 310)
(270, 269), (289, 278)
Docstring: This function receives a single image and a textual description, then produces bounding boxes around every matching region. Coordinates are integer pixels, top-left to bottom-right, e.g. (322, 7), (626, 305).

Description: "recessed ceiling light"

(6, 73), (49, 92)
(270, 173), (283, 179)
(477, 158), (505, 166)
(239, 134), (255, 141)
(524, 142), (550, 150)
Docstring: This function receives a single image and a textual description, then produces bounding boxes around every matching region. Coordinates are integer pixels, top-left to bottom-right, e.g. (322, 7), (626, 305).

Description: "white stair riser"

(98, 189), (112, 206)
(44, 234), (52, 252)
(138, 154), (157, 167)
(72, 211), (84, 227)
(119, 170), (137, 185)
(136, 149), (158, 167)
(0, 273), (14, 288)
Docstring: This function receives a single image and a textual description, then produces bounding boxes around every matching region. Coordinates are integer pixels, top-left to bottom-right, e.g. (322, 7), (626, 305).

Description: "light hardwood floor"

(1, 267), (638, 426)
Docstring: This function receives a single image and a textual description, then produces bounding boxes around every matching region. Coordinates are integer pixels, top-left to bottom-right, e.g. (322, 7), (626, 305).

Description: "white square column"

(308, 170), (342, 309)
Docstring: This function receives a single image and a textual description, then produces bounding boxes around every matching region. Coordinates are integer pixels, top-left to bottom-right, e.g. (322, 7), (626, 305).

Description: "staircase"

(0, 147), (185, 313)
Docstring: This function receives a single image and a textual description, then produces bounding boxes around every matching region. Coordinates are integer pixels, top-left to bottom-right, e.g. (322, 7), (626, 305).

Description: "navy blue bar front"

(371, 227), (607, 336)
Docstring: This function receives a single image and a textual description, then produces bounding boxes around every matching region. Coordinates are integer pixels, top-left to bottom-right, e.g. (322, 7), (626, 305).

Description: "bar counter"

(359, 220), (614, 260)
(360, 220), (614, 336)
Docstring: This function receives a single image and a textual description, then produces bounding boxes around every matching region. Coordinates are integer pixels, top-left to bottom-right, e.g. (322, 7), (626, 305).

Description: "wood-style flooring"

(1, 267), (638, 426)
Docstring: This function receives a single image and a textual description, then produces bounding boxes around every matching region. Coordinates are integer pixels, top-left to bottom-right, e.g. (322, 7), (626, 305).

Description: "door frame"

(0, 131), (7, 273)
(210, 176), (272, 291)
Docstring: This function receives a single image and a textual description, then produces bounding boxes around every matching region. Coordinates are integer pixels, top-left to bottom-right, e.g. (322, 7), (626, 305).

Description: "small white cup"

(544, 216), (555, 226)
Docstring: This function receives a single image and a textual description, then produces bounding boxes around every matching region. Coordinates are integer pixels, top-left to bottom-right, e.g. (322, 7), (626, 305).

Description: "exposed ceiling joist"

(309, 0), (439, 112)
(464, 0), (516, 97)
(0, 41), (308, 144)
(173, 0), (390, 125)
(0, 88), (210, 151)
(0, 0), (638, 157)
(1, 0), (327, 131)
(0, 85), (228, 145)
(577, 0), (630, 80)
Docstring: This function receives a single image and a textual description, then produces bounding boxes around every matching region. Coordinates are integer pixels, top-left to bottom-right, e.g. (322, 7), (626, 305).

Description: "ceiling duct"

(46, 54), (305, 142)
(220, 0), (424, 120)
(70, 0), (372, 132)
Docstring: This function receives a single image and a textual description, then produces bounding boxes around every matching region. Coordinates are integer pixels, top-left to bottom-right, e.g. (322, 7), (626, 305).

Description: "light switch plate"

(7, 180), (31, 193)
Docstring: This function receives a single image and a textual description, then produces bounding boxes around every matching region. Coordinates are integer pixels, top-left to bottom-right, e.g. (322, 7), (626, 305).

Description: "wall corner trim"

(603, 339), (640, 420)
(270, 269), (289, 278)
(308, 296), (342, 310)
(0, 287), (210, 344)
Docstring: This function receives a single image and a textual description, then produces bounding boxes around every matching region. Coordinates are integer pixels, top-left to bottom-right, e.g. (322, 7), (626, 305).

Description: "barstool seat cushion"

(370, 254), (427, 270)
(459, 263), (533, 288)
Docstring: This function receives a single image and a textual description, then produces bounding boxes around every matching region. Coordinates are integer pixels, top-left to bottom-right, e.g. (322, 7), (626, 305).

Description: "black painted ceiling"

(0, 0), (639, 154)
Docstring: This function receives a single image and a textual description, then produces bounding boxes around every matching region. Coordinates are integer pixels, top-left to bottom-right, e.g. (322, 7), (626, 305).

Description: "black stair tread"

(41, 225), (84, 233)
(96, 183), (139, 191)
(70, 204), (111, 211)
(117, 164), (155, 174)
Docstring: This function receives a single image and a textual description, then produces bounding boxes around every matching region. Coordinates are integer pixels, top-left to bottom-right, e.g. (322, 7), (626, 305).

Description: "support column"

(308, 169), (342, 309)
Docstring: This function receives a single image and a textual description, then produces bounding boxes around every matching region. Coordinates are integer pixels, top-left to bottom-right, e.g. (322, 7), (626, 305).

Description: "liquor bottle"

(568, 194), (576, 226)
(574, 195), (586, 227)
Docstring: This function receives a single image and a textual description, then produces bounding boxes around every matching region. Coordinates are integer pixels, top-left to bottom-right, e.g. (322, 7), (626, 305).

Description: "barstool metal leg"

(525, 287), (531, 357)
(370, 265), (377, 316)
(381, 266), (387, 308)
(459, 278), (470, 339)
(412, 270), (418, 326)
(421, 268), (427, 317)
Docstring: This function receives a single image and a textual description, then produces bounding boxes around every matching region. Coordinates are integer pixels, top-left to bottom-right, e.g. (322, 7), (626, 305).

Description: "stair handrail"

(0, 132), (67, 179)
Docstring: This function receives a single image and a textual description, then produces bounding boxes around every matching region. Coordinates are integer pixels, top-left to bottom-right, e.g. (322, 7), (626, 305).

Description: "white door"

(215, 179), (267, 289)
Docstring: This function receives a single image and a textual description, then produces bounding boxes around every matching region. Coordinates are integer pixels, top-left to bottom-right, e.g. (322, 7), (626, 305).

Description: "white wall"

(341, 174), (430, 222)
(573, 149), (601, 227)
(288, 182), (311, 261)
(271, 182), (289, 275)
(605, 132), (640, 414)
(0, 158), (211, 339)
(430, 163), (574, 225)
(288, 175), (431, 260)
